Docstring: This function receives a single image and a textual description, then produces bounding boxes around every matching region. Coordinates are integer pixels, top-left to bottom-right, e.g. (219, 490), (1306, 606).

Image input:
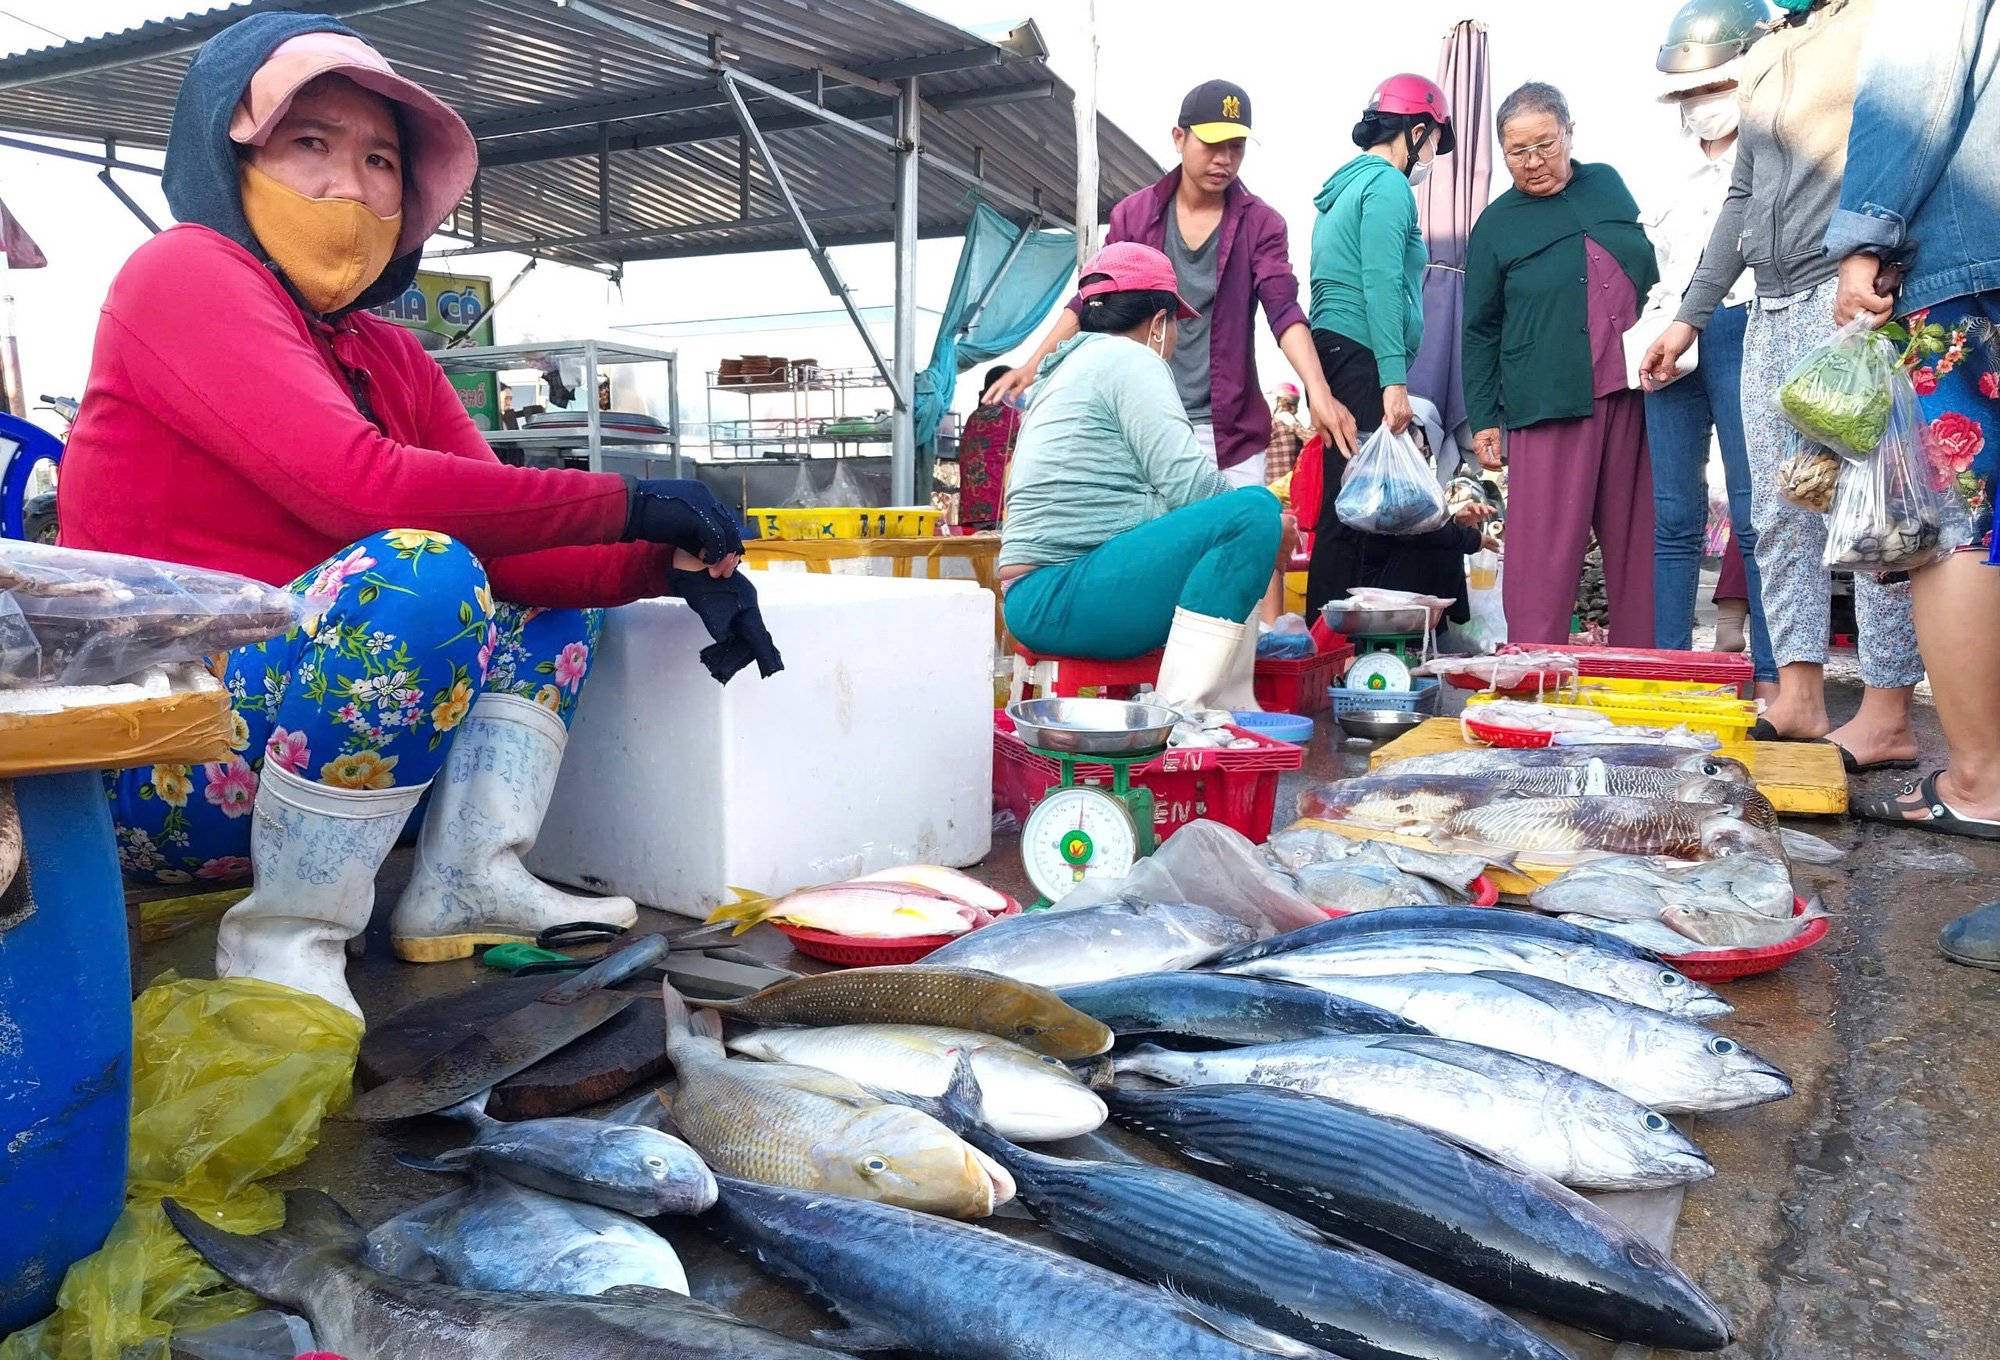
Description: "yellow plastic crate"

(1466, 692), (1755, 743)
(1577, 675), (1745, 701)
(863, 506), (939, 538)
(749, 507), (867, 541)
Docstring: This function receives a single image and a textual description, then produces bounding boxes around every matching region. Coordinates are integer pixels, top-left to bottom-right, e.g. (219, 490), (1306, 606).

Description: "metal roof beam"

(477, 98), (892, 168)
(583, 220), (969, 264)
(0, 0), (426, 89)
(0, 133), (158, 174)
(435, 202), (897, 258)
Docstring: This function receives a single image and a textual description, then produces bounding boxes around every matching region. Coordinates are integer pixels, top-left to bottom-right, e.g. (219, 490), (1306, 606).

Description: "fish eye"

(1707, 1037), (1739, 1056)
(642, 1155), (667, 1171)
(1039, 1055), (1063, 1066)
(1643, 1112), (1670, 1133)
(1017, 1025), (1040, 1037)
(859, 1155), (889, 1176)
(1659, 971), (1686, 988)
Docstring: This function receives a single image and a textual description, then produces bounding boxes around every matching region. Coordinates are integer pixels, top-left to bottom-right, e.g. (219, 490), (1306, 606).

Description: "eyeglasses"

(1503, 134), (1567, 166)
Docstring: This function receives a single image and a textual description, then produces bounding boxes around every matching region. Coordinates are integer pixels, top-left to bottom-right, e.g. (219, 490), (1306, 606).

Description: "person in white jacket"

(1632, 0), (1777, 687)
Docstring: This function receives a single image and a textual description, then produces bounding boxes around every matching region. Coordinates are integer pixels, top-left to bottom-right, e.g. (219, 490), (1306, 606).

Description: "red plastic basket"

(1460, 713), (1556, 748)
(1670, 897), (1827, 981)
(774, 902), (1022, 967)
(1530, 644), (1754, 698)
(1253, 643), (1356, 715)
(994, 711), (1304, 845)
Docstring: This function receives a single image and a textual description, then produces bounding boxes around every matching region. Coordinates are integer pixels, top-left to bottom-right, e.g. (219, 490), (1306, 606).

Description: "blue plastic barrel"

(0, 772), (132, 1334)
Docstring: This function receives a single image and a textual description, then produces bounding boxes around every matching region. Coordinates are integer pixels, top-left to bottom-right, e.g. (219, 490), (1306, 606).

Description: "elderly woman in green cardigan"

(1463, 83), (1661, 644)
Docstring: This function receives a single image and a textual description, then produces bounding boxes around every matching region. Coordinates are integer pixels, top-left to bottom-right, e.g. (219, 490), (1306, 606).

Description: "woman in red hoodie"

(58, 14), (777, 1019)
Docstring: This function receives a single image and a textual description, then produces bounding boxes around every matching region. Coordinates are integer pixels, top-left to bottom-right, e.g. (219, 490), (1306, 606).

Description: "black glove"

(671, 567), (784, 684)
(623, 478), (744, 563)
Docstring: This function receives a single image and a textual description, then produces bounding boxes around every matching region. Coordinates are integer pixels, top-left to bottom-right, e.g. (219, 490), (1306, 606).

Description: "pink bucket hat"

(229, 32), (477, 257)
(1078, 241), (1200, 319)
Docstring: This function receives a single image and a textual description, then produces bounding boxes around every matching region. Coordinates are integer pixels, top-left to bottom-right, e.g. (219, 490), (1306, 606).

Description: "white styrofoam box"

(528, 571), (995, 916)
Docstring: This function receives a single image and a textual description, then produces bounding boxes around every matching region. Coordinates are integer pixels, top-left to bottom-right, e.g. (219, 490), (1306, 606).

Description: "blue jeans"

(1646, 304), (1775, 681)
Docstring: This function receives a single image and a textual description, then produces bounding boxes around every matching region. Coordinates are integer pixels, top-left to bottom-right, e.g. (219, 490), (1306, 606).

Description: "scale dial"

(1022, 785), (1140, 904)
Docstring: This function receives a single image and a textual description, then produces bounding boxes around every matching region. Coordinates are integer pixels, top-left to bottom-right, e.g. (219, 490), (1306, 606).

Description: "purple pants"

(1503, 390), (1656, 646)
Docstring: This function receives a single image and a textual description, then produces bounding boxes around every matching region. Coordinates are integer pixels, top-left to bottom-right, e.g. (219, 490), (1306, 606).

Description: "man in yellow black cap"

(988, 79), (1354, 489)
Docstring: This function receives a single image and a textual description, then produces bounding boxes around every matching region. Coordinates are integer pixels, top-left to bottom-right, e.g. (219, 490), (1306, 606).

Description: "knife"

(342, 932), (671, 1121)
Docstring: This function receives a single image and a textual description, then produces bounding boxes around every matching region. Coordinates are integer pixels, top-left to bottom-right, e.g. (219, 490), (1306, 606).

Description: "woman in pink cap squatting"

(58, 13), (778, 1023)
(997, 242), (1285, 716)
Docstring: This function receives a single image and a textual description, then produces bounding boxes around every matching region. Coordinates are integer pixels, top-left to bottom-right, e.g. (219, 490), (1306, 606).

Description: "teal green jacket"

(1461, 162), (1660, 432)
(1309, 153), (1427, 386)
(1000, 333), (1230, 569)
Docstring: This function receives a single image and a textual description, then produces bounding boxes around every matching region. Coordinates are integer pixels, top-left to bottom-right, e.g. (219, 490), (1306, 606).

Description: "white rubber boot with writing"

(214, 762), (427, 1019)
(1152, 607), (1245, 713)
(391, 693), (637, 962)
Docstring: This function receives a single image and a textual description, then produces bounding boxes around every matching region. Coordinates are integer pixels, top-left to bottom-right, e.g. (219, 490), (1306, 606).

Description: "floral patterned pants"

(112, 529), (602, 885)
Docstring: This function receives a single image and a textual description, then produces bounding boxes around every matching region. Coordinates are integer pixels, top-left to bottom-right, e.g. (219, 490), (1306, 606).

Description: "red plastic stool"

(1010, 646), (1164, 702)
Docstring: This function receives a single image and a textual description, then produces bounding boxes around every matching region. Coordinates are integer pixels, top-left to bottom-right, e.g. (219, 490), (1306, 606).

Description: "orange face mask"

(239, 162), (403, 313)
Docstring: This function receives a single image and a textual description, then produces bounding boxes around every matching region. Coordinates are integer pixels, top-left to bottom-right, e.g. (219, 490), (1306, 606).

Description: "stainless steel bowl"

(1320, 602), (1434, 636)
(1336, 708), (1429, 742)
(1007, 697), (1178, 755)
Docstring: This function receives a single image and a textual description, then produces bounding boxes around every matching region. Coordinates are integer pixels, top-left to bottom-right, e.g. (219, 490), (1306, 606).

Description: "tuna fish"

(164, 1191), (856, 1360)
(1213, 905), (1671, 969)
(1056, 970), (1427, 1045)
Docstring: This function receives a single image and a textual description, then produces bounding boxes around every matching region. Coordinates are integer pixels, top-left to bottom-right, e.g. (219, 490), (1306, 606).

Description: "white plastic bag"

(1821, 374), (1955, 573)
(1463, 549), (1507, 653)
(1335, 425), (1449, 535)
(1052, 820), (1324, 935)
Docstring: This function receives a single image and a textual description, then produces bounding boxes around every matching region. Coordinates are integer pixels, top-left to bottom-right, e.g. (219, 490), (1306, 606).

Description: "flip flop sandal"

(1838, 746), (1920, 774)
(1749, 720), (1828, 743)
(1853, 771), (2000, 840)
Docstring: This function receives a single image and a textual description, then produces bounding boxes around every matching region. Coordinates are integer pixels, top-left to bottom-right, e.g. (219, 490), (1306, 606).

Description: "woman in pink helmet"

(1304, 75), (1493, 616)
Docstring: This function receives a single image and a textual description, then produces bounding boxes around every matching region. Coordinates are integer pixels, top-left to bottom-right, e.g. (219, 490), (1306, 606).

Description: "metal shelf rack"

(704, 364), (894, 462)
(433, 339), (682, 475)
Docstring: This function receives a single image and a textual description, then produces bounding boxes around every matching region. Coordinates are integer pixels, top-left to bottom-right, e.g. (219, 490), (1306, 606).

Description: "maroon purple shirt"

(1070, 169), (1309, 470)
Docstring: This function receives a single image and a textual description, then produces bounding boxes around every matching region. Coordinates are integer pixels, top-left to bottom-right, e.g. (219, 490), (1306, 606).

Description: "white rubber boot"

(391, 693), (637, 962)
(1209, 607), (1265, 712)
(1152, 607), (1245, 712)
(215, 762), (427, 1019)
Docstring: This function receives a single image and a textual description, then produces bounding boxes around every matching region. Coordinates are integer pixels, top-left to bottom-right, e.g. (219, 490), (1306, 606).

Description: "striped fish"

(973, 1129), (1573, 1360)
(1103, 1083), (1734, 1352)
(1438, 797), (1780, 862)
(1384, 745), (1750, 781)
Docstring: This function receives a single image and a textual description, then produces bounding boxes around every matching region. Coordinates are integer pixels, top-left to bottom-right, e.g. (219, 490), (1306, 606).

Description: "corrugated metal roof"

(0, 0), (1161, 267)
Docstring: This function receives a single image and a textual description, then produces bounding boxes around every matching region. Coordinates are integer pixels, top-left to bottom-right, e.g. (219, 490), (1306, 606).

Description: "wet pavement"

(144, 652), (2000, 1360)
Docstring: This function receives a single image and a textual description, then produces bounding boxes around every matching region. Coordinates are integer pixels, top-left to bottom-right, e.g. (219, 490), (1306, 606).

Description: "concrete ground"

(147, 613), (2000, 1360)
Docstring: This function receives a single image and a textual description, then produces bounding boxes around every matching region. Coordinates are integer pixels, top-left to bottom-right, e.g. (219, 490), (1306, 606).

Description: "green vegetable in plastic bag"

(1775, 315), (1900, 458)
(0, 975), (359, 1360)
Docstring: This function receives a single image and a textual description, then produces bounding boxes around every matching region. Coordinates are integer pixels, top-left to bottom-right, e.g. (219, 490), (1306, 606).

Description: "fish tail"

(926, 1048), (991, 1133)
(163, 1190), (363, 1304)
(1779, 828), (1844, 865)
(703, 887), (776, 934)
(394, 1150), (466, 1175)
(437, 1092), (493, 1127)
(663, 979), (726, 1047)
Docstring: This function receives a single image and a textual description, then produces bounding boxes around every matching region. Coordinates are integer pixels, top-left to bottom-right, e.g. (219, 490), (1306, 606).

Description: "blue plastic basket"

(1229, 710), (1316, 745)
(1328, 677), (1441, 719)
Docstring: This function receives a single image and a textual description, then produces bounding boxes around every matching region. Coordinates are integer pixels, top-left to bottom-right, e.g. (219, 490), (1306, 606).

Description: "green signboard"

(373, 271), (500, 429)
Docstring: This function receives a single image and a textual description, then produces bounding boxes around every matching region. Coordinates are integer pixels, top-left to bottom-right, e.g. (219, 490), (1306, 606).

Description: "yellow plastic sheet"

(1, 974), (359, 1360)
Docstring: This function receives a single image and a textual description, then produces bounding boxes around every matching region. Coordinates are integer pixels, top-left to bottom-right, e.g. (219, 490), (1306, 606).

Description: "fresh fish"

(1481, 762), (1778, 830)
(1104, 1084), (1733, 1351)
(365, 1175), (689, 1295)
(1383, 745), (1750, 780)
(1113, 1033), (1711, 1191)
(1294, 860), (1449, 912)
(1291, 970), (1791, 1114)
(1056, 971), (1427, 1045)
(661, 984), (1010, 1217)
(164, 1191), (857, 1360)
(1529, 855), (1796, 921)
(724, 1023), (1106, 1141)
(706, 880), (982, 938)
(851, 864), (1015, 917)
(1778, 827), (1845, 865)
(1556, 914), (1708, 956)
(397, 1097), (716, 1216)
(1214, 905), (1670, 968)
(702, 965), (1114, 1059)
(971, 1130), (1573, 1360)
(1268, 829), (1505, 893)
(1437, 797), (1783, 863)
(704, 1174), (1346, 1360)
(1219, 928), (1730, 1019)
(920, 897), (1256, 987)
(1663, 901), (1825, 949)
(1297, 775), (1514, 828)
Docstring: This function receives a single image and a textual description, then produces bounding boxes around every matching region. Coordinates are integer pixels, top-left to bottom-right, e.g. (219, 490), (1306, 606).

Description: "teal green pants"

(1004, 488), (1281, 659)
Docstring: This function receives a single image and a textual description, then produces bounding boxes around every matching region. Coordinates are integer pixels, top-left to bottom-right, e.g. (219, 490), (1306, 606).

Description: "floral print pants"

(112, 529), (601, 885)
(1904, 296), (1996, 556)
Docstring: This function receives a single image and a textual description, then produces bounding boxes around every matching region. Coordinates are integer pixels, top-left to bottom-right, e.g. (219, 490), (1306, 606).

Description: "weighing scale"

(1007, 696), (1176, 907)
(1019, 743), (1163, 905)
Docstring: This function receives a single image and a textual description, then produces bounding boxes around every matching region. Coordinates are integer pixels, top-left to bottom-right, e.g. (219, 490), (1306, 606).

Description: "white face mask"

(1407, 156), (1435, 187)
(1681, 91), (1740, 143)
